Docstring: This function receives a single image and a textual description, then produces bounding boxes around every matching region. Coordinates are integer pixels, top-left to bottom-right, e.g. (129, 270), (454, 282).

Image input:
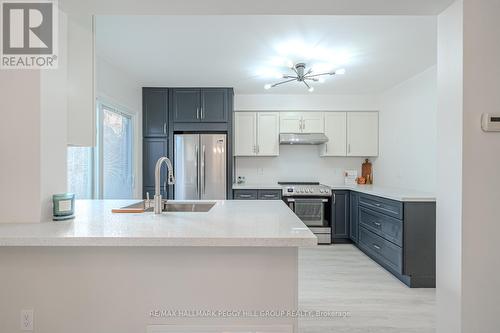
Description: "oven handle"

(285, 198), (329, 203)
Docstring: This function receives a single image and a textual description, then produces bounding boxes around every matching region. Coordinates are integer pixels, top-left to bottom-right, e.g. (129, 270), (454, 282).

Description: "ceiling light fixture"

(263, 63), (345, 92)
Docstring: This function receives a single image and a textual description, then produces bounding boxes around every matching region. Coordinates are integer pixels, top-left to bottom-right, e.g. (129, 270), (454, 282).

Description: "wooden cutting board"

(361, 159), (373, 184)
(111, 208), (145, 213)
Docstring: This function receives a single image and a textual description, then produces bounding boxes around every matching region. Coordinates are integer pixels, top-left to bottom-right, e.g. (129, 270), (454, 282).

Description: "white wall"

(436, 2), (463, 332)
(95, 56), (143, 197)
(461, 0), (500, 331)
(374, 66), (437, 192)
(0, 10), (68, 223)
(235, 94), (380, 111)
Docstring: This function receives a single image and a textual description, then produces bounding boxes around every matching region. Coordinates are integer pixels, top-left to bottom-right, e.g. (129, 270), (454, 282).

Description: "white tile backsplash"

(235, 145), (369, 185)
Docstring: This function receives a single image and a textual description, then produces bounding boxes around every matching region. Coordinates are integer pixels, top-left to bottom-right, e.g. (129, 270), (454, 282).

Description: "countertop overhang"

(0, 200), (317, 247)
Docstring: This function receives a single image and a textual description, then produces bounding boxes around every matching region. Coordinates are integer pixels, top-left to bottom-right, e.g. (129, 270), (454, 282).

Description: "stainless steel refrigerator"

(174, 134), (227, 200)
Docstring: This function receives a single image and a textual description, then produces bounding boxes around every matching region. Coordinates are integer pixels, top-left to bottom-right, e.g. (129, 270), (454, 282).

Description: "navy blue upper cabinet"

(201, 88), (228, 122)
(172, 88), (228, 123)
(143, 88), (168, 137)
(172, 88), (200, 122)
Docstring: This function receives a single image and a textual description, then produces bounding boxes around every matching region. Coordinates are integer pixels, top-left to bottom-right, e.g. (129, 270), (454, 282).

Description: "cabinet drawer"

(233, 190), (258, 200)
(359, 227), (403, 274)
(258, 190), (282, 200)
(359, 207), (403, 246)
(358, 194), (403, 219)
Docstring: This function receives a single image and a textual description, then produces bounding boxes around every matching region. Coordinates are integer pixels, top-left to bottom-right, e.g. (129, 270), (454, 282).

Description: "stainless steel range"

(279, 182), (332, 244)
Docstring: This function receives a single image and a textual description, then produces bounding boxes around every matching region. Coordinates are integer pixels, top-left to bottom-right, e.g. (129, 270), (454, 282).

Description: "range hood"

(279, 133), (329, 145)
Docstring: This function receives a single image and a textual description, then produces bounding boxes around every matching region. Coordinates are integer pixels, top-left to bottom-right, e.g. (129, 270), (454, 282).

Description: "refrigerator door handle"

(202, 145), (206, 195)
(195, 145), (199, 197)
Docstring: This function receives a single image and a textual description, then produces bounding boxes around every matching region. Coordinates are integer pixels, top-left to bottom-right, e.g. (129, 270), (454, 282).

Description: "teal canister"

(52, 193), (75, 221)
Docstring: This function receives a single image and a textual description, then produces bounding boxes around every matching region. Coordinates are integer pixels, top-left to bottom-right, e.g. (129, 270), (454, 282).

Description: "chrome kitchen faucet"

(154, 157), (175, 214)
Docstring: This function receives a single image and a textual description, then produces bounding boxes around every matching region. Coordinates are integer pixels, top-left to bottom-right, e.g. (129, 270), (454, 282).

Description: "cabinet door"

(347, 112), (379, 156)
(234, 112), (256, 156)
(200, 88), (228, 122)
(172, 89), (200, 122)
(332, 190), (350, 240)
(143, 88), (168, 137)
(301, 112), (324, 133)
(257, 112), (279, 156)
(143, 138), (168, 189)
(279, 112), (302, 133)
(321, 112), (347, 156)
(350, 191), (359, 243)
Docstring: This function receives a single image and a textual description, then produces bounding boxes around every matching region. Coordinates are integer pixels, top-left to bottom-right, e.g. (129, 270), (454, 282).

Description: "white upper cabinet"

(234, 112), (257, 156)
(257, 112), (280, 156)
(301, 112), (324, 133)
(234, 112), (279, 156)
(279, 112), (302, 133)
(347, 112), (379, 157)
(279, 112), (324, 133)
(321, 112), (347, 156)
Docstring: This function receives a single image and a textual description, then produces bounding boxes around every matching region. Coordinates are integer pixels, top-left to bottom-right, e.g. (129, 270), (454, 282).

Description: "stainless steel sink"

(120, 201), (215, 213)
(163, 202), (215, 212)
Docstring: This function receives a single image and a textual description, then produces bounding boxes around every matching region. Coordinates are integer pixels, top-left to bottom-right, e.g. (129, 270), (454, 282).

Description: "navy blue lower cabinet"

(352, 192), (436, 288)
(331, 190), (351, 243)
(350, 191), (359, 243)
(233, 189), (281, 200)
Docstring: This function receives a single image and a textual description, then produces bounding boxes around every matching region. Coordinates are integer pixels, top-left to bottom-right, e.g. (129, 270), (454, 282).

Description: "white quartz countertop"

(232, 183), (283, 190)
(233, 183), (435, 202)
(0, 200), (317, 247)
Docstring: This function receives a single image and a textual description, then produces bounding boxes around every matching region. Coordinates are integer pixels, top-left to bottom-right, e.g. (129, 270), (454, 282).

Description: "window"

(67, 146), (94, 199)
(99, 106), (134, 199)
(67, 101), (135, 199)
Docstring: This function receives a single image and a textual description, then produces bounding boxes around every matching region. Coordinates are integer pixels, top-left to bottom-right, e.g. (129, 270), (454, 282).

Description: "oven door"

(285, 198), (329, 227)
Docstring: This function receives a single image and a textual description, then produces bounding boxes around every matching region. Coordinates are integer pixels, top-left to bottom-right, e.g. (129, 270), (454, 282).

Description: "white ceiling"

(95, 15), (437, 94)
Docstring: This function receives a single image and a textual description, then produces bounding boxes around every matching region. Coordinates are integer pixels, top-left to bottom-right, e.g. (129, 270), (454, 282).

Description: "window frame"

(95, 99), (136, 199)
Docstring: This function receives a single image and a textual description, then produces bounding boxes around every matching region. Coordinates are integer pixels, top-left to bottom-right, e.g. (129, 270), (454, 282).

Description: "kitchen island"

(0, 200), (316, 333)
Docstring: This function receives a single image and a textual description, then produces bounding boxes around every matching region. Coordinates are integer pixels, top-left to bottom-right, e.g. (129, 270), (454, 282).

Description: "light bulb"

(287, 60), (294, 69)
(308, 86), (314, 92)
(264, 84), (272, 90)
(336, 68), (346, 75)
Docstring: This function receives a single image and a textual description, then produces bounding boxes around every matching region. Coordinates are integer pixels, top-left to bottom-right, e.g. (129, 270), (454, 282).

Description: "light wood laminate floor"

(299, 245), (435, 333)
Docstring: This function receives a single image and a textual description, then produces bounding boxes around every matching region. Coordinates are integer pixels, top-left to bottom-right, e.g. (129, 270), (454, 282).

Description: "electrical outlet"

(21, 309), (33, 331)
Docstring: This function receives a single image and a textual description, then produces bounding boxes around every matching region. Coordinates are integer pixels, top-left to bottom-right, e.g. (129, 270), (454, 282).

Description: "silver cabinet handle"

(196, 108), (200, 119)
(239, 194), (253, 198)
(163, 122), (167, 134)
(201, 107), (204, 119)
(202, 145), (206, 195)
(262, 194), (276, 198)
(373, 244), (381, 250)
(333, 193), (336, 205)
(163, 181), (167, 193)
(374, 203), (381, 207)
(348, 144), (351, 154)
(374, 222), (382, 227)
